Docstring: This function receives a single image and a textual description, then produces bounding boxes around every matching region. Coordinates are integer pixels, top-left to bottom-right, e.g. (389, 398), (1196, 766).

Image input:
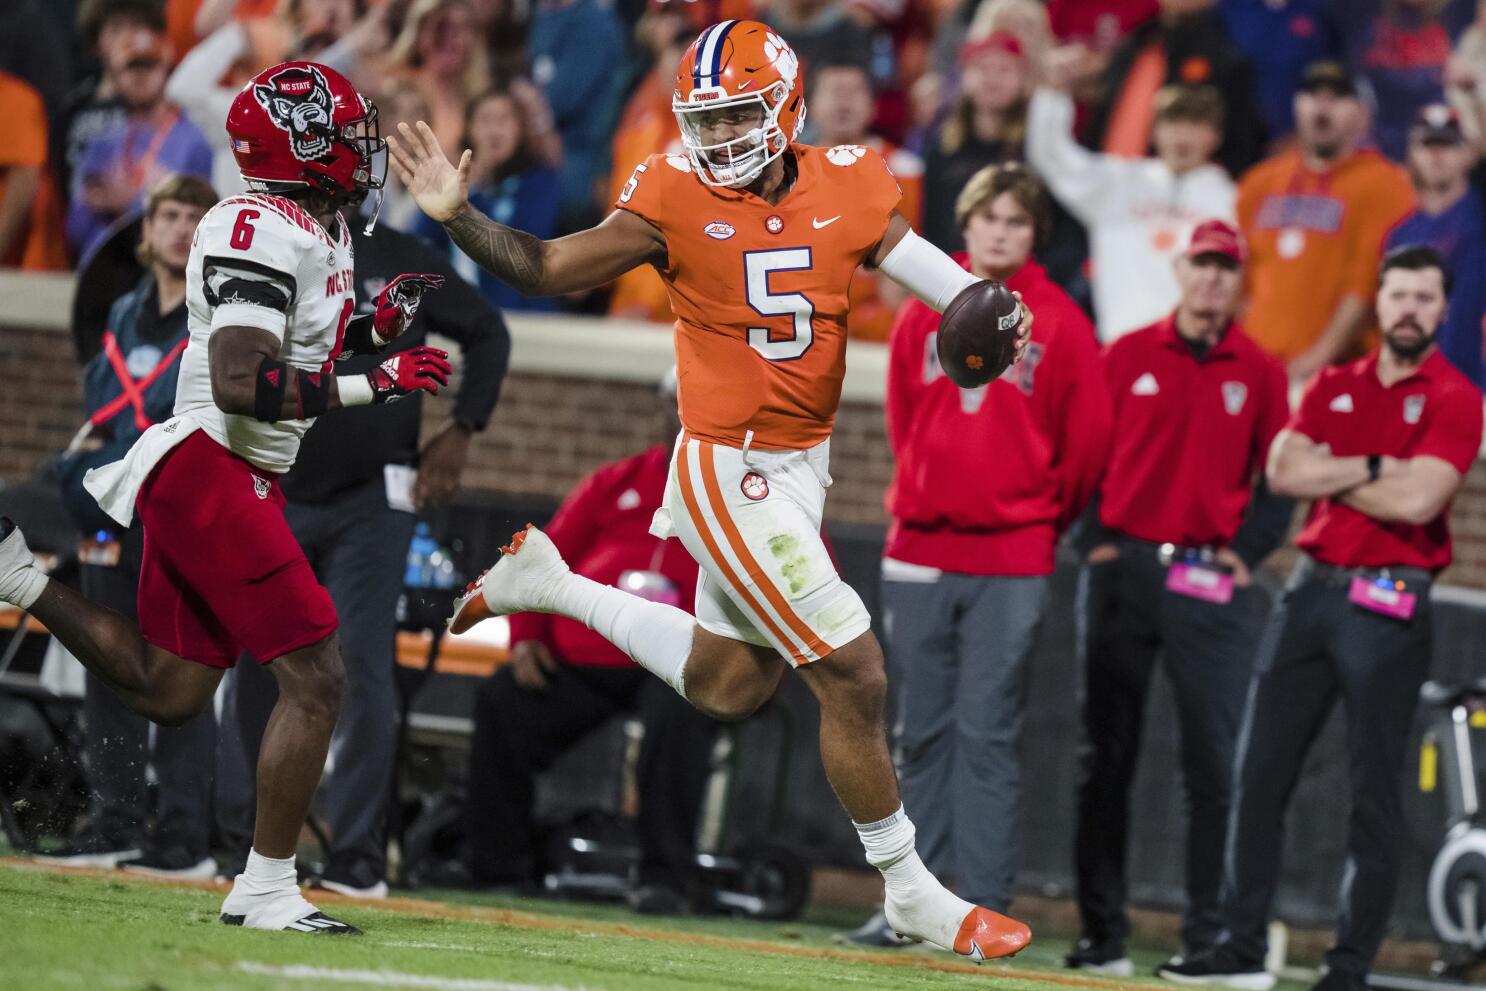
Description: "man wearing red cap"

(1068, 219), (1292, 975)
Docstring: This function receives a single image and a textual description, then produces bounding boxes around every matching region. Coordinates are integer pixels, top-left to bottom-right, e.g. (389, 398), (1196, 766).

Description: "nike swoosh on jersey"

(812, 216), (841, 229)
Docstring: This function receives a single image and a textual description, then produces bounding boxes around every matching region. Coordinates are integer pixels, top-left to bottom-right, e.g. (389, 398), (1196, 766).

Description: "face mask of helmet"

(675, 88), (789, 188)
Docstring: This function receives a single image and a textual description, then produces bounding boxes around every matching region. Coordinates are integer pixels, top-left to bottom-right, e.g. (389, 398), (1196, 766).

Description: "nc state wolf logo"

(252, 475), (271, 500)
(254, 65), (335, 162)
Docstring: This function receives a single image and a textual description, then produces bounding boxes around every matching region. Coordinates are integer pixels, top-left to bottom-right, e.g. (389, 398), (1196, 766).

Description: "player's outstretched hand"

(368, 345), (452, 404)
(1010, 291), (1034, 364)
(387, 121), (471, 223)
(372, 273), (445, 346)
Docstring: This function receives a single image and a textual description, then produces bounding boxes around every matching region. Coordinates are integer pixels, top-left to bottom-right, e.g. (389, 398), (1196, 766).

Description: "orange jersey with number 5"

(615, 143), (902, 450)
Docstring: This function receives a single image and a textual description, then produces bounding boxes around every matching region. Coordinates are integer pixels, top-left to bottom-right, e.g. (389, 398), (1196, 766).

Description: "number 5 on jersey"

(746, 247), (814, 361)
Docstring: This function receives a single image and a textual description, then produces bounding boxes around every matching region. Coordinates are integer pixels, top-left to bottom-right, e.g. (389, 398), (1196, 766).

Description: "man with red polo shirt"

(841, 163), (1112, 947)
(463, 380), (718, 914)
(1069, 220), (1293, 975)
(1161, 245), (1485, 991)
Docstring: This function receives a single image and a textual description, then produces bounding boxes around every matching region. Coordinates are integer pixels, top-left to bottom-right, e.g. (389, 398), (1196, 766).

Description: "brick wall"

(10, 323), (1486, 587)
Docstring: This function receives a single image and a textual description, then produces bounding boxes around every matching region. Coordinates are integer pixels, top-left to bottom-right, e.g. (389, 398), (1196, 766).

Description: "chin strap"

(361, 184), (385, 236)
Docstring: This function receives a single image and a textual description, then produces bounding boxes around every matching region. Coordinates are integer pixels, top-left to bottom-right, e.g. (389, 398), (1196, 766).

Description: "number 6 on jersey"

(745, 247), (814, 361)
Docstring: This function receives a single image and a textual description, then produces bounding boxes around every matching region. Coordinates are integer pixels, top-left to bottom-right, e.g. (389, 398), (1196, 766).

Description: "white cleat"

(219, 880), (361, 935)
(0, 517), (48, 610)
(447, 524), (572, 634)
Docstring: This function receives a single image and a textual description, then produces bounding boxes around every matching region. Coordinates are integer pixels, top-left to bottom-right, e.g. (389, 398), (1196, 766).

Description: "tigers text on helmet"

(673, 20), (806, 188)
(227, 61), (386, 205)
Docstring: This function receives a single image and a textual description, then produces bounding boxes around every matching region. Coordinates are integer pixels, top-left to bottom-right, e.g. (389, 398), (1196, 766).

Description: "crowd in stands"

(7, 0), (1486, 379)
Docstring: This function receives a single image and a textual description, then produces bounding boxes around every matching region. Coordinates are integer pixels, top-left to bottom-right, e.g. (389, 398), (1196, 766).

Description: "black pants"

(1221, 559), (1432, 978)
(1074, 545), (1261, 951)
(80, 526), (216, 857)
(466, 663), (718, 889)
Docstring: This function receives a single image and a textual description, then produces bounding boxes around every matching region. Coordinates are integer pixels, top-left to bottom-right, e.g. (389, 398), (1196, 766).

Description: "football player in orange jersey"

(389, 20), (1033, 959)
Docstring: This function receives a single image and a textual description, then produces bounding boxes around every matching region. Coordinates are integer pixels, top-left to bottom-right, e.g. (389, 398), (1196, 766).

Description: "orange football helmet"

(672, 20), (806, 188)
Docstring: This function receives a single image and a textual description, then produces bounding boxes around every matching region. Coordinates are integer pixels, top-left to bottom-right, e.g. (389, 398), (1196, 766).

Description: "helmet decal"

(253, 65), (336, 162)
(692, 20), (738, 91)
(761, 33), (798, 86)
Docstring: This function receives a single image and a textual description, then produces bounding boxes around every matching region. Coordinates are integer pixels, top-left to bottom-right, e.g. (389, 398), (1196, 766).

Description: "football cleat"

(220, 882), (362, 935)
(951, 906), (1032, 962)
(221, 909), (361, 935)
(447, 525), (571, 634)
(885, 900), (1031, 963)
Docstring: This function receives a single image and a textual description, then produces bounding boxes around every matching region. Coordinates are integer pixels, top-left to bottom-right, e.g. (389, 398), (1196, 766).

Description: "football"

(936, 280), (1022, 388)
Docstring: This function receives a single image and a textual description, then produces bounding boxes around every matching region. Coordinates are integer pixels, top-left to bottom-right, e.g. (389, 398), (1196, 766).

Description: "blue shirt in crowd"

(1343, 2), (1455, 162)
(529, 0), (625, 221)
(414, 168), (562, 314)
(66, 112), (213, 258)
(1218, 0), (1339, 140)
(1386, 186), (1486, 390)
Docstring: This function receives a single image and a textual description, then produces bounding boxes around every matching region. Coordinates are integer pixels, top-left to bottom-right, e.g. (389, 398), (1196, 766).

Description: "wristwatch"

(1367, 454), (1382, 482)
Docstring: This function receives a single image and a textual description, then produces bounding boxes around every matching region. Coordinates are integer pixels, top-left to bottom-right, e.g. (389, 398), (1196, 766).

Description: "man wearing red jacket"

(843, 164), (1112, 947)
(1069, 220), (1293, 976)
(464, 390), (716, 913)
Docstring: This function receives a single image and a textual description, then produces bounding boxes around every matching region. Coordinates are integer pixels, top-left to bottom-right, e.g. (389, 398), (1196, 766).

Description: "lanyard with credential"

(122, 110), (179, 190)
(91, 331), (189, 431)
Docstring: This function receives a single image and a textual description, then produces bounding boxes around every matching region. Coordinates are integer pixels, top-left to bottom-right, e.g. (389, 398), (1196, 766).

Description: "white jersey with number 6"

(85, 193), (356, 527)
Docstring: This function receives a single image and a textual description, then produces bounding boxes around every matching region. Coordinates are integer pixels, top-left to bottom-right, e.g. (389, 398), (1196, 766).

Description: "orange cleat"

(952, 906), (1032, 962)
(447, 568), (493, 635)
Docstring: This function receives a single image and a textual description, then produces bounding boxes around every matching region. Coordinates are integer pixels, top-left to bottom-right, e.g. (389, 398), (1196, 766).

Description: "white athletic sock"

(240, 848), (297, 892)
(855, 805), (972, 948)
(550, 573), (694, 696)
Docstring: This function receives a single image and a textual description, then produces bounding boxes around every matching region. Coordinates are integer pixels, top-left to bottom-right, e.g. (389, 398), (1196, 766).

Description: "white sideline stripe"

(237, 962), (585, 990)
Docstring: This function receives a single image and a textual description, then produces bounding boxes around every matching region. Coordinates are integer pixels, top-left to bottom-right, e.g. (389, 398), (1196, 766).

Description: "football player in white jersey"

(0, 62), (452, 934)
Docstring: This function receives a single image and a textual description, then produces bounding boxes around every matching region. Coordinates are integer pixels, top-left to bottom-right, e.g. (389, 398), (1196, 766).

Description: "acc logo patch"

(741, 472), (769, 501)
(703, 221), (736, 240)
(665, 154), (691, 172)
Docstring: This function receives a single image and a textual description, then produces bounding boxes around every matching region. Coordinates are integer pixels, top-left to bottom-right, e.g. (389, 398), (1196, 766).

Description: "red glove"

(368, 346), (452, 403)
(372, 273), (445, 346)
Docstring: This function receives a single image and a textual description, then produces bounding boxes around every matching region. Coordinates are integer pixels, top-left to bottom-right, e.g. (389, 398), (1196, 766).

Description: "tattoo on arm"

(444, 206), (546, 295)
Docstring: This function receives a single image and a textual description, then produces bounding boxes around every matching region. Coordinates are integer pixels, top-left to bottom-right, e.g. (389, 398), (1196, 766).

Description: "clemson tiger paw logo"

(966, 355), (984, 370)
(826, 145), (867, 167)
(762, 33), (799, 85)
(741, 472), (769, 501)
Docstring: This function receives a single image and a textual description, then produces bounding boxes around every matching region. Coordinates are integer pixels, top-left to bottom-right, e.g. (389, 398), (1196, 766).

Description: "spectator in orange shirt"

(806, 61), (924, 341)
(0, 71), (66, 270)
(607, 17), (694, 325)
(1237, 61), (1416, 380)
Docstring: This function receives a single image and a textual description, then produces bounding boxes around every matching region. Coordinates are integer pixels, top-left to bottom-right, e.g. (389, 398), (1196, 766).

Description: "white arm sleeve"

(877, 228), (980, 313)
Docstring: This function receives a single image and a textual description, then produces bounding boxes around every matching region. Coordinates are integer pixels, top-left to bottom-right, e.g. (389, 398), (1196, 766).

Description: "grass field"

(1, 859), (1315, 991)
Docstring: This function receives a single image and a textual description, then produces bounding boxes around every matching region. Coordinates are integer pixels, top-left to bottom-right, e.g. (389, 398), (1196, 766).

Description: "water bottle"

(429, 545), (459, 590)
(404, 523), (438, 588)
